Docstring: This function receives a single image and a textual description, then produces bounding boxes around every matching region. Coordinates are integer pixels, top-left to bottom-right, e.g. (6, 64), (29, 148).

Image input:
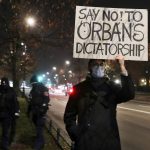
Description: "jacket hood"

(1, 77), (9, 86)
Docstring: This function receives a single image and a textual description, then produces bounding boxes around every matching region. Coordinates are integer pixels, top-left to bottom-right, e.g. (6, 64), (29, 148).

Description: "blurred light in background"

(114, 79), (120, 84)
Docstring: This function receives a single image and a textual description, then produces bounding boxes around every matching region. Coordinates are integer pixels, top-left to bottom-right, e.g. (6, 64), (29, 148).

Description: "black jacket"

(64, 75), (135, 150)
(0, 85), (20, 118)
(28, 82), (50, 115)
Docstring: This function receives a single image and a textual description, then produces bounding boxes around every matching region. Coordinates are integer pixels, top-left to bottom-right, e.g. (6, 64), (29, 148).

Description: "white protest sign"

(73, 6), (148, 61)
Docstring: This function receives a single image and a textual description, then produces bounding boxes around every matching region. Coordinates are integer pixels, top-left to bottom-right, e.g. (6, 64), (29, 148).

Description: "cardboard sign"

(73, 6), (148, 61)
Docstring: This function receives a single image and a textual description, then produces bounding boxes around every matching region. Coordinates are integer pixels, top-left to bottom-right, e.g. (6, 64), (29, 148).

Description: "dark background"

(0, 0), (149, 74)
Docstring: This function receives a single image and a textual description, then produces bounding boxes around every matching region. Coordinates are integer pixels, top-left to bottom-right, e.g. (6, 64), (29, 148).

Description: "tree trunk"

(10, 41), (20, 94)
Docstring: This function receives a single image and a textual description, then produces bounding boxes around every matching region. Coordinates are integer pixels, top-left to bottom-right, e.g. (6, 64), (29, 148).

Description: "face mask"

(91, 65), (105, 78)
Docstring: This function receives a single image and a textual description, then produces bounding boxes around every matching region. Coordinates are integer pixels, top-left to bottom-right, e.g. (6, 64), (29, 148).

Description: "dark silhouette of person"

(27, 75), (50, 150)
(64, 55), (135, 150)
(0, 77), (20, 150)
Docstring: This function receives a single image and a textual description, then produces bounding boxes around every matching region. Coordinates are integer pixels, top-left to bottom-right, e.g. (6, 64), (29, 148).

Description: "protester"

(27, 75), (50, 150)
(0, 77), (20, 150)
(64, 55), (135, 150)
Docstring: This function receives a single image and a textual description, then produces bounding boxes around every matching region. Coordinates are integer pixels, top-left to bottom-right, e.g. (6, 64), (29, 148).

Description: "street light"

(68, 70), (72, 74)
(42, 74), (46, 77)
(65, 60), (70, 65)
(21, 50), (27, 97)
(21, 42), (24, 46)
(55, 74), (58, 77)
(37, 75), (44, 82)
(52, 66), (57, 71)
(46, 72), (49, 75)
(25, 16), (36, 27)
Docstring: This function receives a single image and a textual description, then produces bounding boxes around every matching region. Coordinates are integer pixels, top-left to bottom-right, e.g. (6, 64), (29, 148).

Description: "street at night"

(0, 1), (149, 150)
(47, 93), (150, 150)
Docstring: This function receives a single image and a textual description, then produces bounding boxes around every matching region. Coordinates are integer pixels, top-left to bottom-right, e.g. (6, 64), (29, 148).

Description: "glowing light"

(141, 79), (145, 83)
(65, 60), (70, 65)
(26, 17), (36, 27)
(37, 76), (43, 82)
(69, 88), (73, 93)
(52, 67), (57, 71)
(114, 79), (120, 84)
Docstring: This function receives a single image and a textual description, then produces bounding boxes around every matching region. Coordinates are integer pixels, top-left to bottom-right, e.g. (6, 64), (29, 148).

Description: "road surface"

(47, 94), (150, 150)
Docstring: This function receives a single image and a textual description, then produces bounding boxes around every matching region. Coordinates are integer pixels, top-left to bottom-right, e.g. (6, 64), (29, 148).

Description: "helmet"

(30, 75), (38, 84)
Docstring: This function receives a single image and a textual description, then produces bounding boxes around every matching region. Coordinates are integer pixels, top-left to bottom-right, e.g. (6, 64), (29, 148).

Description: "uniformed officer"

(27, 75), (50, 150)
(0, 77), (20, 150)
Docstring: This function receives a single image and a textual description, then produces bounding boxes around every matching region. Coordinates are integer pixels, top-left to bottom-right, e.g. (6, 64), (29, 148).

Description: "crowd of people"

(0, 55), (135, 150)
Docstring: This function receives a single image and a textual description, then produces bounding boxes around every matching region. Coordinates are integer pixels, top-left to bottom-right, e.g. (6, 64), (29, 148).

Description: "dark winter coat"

(64, 75), (135, 150)
(28, 82), (50, 116)
(0, 85), (20, 118)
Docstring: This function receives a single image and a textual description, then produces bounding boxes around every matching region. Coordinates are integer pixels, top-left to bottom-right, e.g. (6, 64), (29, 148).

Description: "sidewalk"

(8, 97), (61, 150)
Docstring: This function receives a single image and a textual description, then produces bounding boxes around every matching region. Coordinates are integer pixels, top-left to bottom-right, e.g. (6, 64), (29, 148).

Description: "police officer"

(0, 77), (20, 150)
(27, 75), (50, 150)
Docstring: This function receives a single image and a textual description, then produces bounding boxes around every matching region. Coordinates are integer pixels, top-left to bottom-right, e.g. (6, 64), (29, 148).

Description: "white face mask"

(91, 65), (105, 78)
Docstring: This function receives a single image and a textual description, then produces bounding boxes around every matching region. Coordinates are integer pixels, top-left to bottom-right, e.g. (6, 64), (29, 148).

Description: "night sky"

(38, 0), (150, 73)
(0, 0), (149, 74)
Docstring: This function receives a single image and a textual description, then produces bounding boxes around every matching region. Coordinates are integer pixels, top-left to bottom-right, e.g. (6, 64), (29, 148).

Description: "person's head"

(1, 77), (10, 87)
(30, 75), (38, 85)
(88, 59), (106, 78)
